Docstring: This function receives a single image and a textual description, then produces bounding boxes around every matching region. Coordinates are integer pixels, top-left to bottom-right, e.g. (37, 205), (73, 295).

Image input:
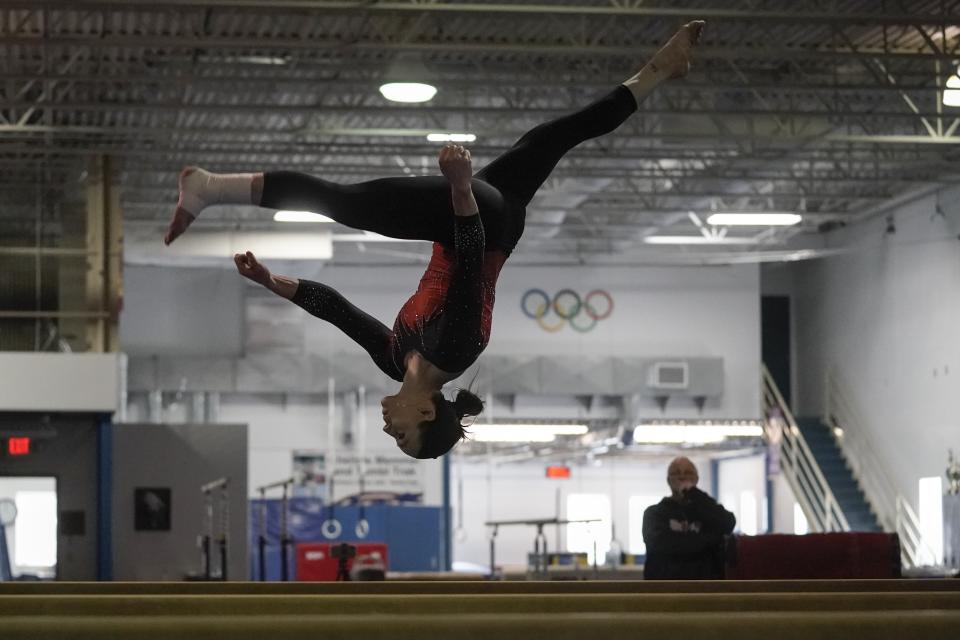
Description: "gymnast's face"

(381, 392), (435, 457)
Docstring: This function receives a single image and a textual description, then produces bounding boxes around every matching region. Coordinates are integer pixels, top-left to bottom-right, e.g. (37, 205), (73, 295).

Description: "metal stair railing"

(824, 367), (930, 568)
(762, 365), (849, 533)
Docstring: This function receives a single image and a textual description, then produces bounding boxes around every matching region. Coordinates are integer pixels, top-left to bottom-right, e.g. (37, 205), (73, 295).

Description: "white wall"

(213, 394), (444, 504)
(120, 259), (762, 561)
(0, 353), (121, 412)
(121, 266), (243, 356)
(770, 473), (802, 534)
(270, 261), (762, 418)
(717, 453), (767, 535)
(452, 455), (714, 569)
(111, 422), (249, 581)
(792, 184), (960, 509)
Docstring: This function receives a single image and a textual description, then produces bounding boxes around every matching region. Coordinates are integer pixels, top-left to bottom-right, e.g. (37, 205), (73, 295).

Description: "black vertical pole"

(258, 535), (267, 582)
(258, 491), (267, 581)
(219, 537), (228, 581)
(202, 536), (210, 580)
(280, 484), (289, 582)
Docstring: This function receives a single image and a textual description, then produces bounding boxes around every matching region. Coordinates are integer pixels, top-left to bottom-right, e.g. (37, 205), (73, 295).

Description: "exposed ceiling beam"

(2, 123), (959, 146)
(2, 37), (958, 64)
(0, 73), (949, 96)
(20, 1), (960, 28)
(1, 100), (955, 121)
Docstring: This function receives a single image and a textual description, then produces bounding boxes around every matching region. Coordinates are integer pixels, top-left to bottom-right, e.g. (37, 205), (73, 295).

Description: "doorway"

(0, 476), (58, 580)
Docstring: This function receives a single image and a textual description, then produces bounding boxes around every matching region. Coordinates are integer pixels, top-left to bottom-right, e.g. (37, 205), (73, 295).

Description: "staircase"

(795, 417), (881, 532)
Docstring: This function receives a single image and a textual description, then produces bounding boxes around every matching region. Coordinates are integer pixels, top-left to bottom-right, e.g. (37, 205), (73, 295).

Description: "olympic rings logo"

(520, 288), (614, 333)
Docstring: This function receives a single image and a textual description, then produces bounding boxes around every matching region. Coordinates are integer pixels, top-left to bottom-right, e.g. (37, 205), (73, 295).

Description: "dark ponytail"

(415, 388), (484, 459)
(452, 388), (484, 422)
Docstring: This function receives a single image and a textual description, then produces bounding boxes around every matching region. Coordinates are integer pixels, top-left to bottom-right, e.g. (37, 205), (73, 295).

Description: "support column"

(96, 413), (113, 581)
(85, 155), (123, 352)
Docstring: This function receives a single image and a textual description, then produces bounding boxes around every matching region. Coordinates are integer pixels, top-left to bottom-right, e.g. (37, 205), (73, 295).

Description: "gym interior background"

(1, 0), (959, 591)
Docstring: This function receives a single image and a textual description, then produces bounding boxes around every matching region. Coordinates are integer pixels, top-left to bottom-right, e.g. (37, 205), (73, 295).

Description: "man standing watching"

(642, 456), (736, 579)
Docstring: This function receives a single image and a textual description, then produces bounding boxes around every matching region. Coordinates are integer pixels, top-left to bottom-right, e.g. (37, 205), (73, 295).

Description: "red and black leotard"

(268, 86), (638, 379)
(291, 214), (508, 381)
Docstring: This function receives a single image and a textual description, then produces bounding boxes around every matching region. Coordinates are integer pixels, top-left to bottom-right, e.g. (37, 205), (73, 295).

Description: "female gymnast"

(164, 21), (704, 459)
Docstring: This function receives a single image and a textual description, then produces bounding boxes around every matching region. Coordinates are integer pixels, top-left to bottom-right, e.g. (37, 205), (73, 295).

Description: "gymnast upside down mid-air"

(164, 21), (705, 459)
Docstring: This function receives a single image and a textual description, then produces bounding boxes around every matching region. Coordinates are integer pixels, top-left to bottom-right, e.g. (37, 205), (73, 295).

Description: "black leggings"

(261, 86), (638, 253)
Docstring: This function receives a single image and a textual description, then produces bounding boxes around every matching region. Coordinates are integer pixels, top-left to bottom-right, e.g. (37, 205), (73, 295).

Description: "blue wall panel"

(249, 499), (442, 579)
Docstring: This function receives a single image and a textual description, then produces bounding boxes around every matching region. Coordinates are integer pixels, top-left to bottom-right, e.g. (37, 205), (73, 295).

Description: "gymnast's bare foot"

(623, 21), (704, 104)
(648, 20), (704, 80)
(164, 167), (261, 246)
(164, 167), (200, 246)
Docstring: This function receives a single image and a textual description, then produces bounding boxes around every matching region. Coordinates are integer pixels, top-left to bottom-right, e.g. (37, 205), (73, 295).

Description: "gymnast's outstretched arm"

(233, 251), (403, 380)
(438, 145), (486, 333)
(438, 144), (479, 220)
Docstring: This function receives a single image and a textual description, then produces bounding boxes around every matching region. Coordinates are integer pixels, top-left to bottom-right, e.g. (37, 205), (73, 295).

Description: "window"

(793, 502), (809, 535)
(627, 495), (661, 555)
(566, 493), (611, 565)
(738, 491), (758, 535)
(14, 490), (57, 568)
(918, 476), (943, 566)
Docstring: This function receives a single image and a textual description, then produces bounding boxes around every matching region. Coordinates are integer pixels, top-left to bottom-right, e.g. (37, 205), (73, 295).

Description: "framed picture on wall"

(134, 488), (171, 531)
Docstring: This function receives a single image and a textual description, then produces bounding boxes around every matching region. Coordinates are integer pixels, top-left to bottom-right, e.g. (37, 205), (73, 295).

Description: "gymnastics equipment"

(199, 477), (229, 581)
(255, 477), (295, 581)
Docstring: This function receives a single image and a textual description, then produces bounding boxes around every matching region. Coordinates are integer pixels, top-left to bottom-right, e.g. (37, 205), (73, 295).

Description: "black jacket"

(642, 487), (736, 580)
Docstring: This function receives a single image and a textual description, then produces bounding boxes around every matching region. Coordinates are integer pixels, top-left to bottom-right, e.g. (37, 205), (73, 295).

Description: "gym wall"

(111, 422), (248, 580)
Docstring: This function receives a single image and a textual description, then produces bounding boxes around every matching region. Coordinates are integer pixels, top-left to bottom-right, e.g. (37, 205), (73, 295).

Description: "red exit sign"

(546, 465), (571, 479)
(8, 437), (30, 456)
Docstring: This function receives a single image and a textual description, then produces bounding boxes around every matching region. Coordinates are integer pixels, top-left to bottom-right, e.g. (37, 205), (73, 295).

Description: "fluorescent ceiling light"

(632, 422), (763, 444)
(469, 423), (588, 443)
(643, 236), (759, 245)
(134, 230), (333, 260)
(379, 82), (437, 103)
(427, 133), (477, 142)
(274, 210), (333, 223)
(236, 55), (287, 66)
(470, 424), (589, 435)
(707, 213), (802, 226)
(197, 54), (287, 66)
(944, 73), (960, 107)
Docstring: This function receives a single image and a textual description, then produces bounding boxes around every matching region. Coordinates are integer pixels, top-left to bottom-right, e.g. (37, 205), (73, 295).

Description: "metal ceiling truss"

(2, 1), (960, 262)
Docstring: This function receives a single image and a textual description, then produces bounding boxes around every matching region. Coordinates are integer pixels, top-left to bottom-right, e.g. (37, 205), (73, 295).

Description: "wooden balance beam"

(1, 578), (957, 595)
(0, 592), (958, 616)
(1, 610), (957, 640)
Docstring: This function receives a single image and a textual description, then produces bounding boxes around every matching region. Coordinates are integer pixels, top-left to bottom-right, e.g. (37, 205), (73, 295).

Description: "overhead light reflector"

(236, 55), (287, 66)
(427, 133), (477, 142)
(632, 422), (763, 444)
(943, 73), (960, 107)
(643, 236), (759, 245)
(707, 213), (802, 226)
(379, 82), (437, 103)
(469, 423), (588, 443)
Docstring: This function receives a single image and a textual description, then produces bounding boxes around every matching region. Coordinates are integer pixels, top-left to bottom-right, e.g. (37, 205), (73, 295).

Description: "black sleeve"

(442, 214), (486, 327)
(642, 503), (719, 555)
(290, 279), (403, 381)
(453, 213), (485, 267)
(685, 487), (737, 534)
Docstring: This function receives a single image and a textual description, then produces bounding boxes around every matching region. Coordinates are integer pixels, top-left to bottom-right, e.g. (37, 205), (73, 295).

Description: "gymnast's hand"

(233, 250), (272, 287)
(438, 144), (473, 192)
